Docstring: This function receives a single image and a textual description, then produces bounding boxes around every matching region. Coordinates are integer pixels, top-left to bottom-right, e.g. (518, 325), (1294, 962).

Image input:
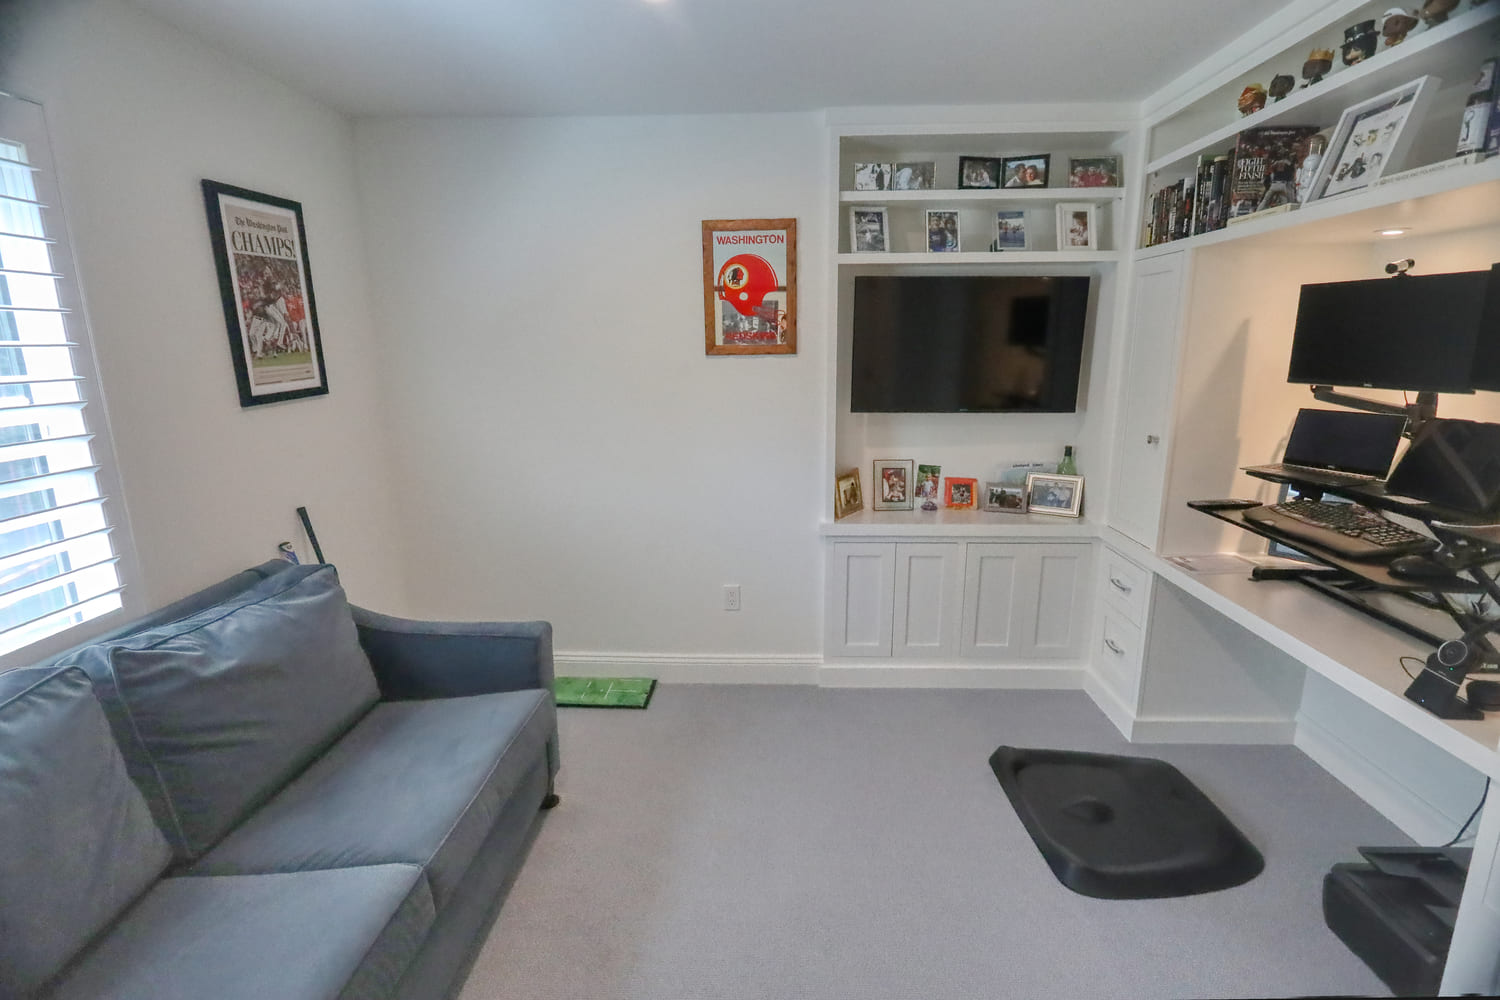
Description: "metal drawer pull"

(1146, 434), (1160, 444)
(1104, 638), (1125, 655)
(1109, 576), (1132, 593)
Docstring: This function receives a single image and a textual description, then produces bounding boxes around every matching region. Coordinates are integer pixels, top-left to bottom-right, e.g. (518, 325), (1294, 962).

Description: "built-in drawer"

(1100, 547), (1151, 626)
(1096, 608), (1144, 705)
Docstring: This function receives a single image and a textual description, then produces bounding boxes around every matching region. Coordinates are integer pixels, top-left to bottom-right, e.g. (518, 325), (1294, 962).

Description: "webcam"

(1385, 258), (1416, 276)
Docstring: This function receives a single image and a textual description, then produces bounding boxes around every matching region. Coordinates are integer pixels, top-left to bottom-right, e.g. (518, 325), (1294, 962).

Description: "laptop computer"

(1243, 408), (1408, 487)
(1386, 418), (1500, 514)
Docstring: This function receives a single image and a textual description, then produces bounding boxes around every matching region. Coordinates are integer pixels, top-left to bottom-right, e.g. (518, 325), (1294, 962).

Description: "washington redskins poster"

(701, 218), (796, 355)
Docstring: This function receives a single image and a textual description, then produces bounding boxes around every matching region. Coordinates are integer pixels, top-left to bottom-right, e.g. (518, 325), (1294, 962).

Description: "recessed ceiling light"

(1376, 228), (1409, 236)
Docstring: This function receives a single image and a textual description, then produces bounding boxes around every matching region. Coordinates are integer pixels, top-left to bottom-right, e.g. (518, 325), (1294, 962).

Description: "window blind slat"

(0, 305), (70, 314)
(0, 401), (87, 428)
(0, 232), (56, 244)
(0, 267), (61, 278)
(0, 193), (44, 208)
(0, 554), (118, 605)
(0, 526), (111, 570)
(0, 374), (84, 385)
(0, 496), (106, 535)
(0, 589), (124, 652)
(0, 466), (99, 501)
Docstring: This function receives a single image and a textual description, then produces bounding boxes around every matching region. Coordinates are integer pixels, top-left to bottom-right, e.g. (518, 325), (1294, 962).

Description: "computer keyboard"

(1243, 498), (1438, 561)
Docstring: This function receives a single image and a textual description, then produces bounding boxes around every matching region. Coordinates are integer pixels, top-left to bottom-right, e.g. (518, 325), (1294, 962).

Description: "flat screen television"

(1287, 267), (1499, 392)
(850, 275), (1091, 413)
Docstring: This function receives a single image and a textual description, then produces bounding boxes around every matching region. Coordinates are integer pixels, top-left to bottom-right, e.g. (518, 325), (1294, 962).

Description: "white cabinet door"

(961, 542), (1093, 661)
(1111, 252), (1188, 549)
(825, 542), (894, 657)
(892, 542), (963, 659)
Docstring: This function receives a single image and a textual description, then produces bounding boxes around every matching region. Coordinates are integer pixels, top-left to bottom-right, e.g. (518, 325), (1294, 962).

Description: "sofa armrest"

(350, 607), (553, 700)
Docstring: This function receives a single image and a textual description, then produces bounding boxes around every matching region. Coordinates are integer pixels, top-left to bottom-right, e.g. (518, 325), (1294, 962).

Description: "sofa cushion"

(0, 666), (172, 995)
(191, 689), (554, 909)
(59, 563), (381, 860)
(48, 865), (435, 1000)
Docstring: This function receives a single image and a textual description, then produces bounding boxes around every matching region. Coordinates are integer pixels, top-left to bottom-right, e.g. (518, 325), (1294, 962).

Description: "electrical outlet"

(723, 585), (741, 611)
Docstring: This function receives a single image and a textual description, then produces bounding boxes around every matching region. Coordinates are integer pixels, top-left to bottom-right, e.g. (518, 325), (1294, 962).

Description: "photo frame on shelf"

(983, 481), (1028, 513)
(958, 156), (1002, 189)
(1305, 75), (1438, 202)
(1055, 202), (1098, 250)
(1067, 156), (1121, 188)
(849, 206), (890, 253)
(1001, 154), (1050, 188)
(944, 477), (977, 509)
(926, 210), (961, 252)
(201, 180), (328, 408)
(993, 210), (1027, 251)
(916, 464), (942, 502)
(873, 459), (915, 511)
(891, 162), (935, 190)
(834, 468), (863, 519)
(852, 163), (891, 191)
(702, 217), (796, 356)
(1025, 473), (1084, 518)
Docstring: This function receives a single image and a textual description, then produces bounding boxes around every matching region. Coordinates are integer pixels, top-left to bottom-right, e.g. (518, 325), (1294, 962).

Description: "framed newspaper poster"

(202, 180), (328, 406)
(701, 218), (796, 356)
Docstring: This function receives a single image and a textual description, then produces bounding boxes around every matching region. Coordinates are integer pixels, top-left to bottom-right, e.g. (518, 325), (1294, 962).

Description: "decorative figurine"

(1381, 7), (1420, 45)
(1269, 74), (1296, 101)
(1296, 132), (1328, 202)
(1302, 48), (1335, 86)
(1238, 83), (1268, 116)
(1420, 0), (1458, 25)
(1342, 20), (1378, 64)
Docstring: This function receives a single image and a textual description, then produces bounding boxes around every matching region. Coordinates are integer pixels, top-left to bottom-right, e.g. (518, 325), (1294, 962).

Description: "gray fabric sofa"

(0, 560), (559, 1000)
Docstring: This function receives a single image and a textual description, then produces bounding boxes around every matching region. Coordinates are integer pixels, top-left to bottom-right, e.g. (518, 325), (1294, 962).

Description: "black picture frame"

(958, 156), (1002, 189)
(1001, 154), (1051, 188)
(202, 179), (328, 407)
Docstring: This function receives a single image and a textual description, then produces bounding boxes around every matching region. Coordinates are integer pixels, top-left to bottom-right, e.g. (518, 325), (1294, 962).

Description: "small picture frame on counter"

(1025, 473), (1084, 517)
(983, 481), (1028, 513)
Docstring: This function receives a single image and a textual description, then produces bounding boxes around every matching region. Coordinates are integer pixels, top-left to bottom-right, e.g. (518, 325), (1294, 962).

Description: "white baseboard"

(1295, 711), (1461, 844)
(817, 662), (1086, 689)
(1129, 715), (1296, 744)
(554, 651), (819, 685)
(1082, 670), (1136, 739)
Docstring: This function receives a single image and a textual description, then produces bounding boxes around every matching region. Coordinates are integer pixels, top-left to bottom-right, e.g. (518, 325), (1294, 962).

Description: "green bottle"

(1057, 446), (1077, 476)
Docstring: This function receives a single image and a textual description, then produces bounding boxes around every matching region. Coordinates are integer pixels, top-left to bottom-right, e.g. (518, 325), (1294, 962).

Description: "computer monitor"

(1385, 419), (1500, 514)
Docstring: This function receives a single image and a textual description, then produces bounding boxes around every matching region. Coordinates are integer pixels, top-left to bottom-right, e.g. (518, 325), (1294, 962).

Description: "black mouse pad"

(990, 746), (1264, 899)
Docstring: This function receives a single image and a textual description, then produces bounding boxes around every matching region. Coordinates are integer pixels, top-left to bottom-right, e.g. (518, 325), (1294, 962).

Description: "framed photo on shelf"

(849, 206), (890, 253)
(702, 217), (796, 356)
(1067, 156), (1120, 187)
(926, 210), (961, 252)
(1001, 154), (1050, 188)
(1056, 202), (1098, 250)
(1305, 75), (1438, 202)
(873, 459), (915, 511)
(916, 464), (942, 501)
(944, 477), (978, 509)
(993, 210), (1027, 251)
(201, 180), (328, 408)
(891, 162), (935, 190)
(1025, 473), (1084, 517)
(852, 162), (891, 191)
(983, 481), (1028, 513)
(834, 468), (863, 519)
(958, 156), (1002, 189)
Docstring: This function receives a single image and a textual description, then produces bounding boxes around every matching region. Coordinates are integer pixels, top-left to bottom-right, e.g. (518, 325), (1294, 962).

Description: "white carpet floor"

(458, 685), (1400, 999)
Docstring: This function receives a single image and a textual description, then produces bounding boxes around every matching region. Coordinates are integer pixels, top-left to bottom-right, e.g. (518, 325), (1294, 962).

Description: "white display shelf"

(1145, 1), (1500, 175)
(838, 250), (1121, 266)
(820, 508), (1097, 539)
(1135, 154), (1500, 259)
(840, 187), (1124, 204)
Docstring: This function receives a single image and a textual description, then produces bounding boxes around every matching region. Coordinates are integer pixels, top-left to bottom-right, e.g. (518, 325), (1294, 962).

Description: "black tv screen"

(1287, 269), (1497, 392)
(850, 275), (1090, 413)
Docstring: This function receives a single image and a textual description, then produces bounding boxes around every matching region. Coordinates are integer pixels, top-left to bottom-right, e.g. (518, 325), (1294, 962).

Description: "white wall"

(2, 0), (408, 614)
(353, 114), (828, 659)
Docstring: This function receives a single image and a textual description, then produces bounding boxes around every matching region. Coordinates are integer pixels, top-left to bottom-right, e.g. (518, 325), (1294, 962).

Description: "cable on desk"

(1443, 779), (1489, 848)
(1400, 655), (1424, 680)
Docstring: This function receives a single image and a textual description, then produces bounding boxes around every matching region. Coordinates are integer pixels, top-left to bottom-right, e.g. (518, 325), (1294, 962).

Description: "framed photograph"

(926, 210), (961, 252)
(702, 218), (796, 356)
(958, 156), (1002, 189)
(1025, 473), (1084, 518)
(1305, 75), (1438, 202)
(201, 180), (327, 407)
(983, 481), (1028, 513)
(993, 210), (1027, 251)
(891, 162), (935, 190)
(944, 477), (977, 509)
(1067, 156), (1121, 188)
(852, 162), (891, 191)
(849, 206), (890, 253)
(1001, 154), (1050, 188)
(916, 464), (942, 501)
(834, 468), (864, 519)
(873, 459), (915, 511)
(1056, 202), (1098, 251)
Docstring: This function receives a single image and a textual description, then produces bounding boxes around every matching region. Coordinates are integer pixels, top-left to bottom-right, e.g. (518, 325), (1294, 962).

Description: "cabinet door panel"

(1030, 550), (1086, 655)
(826, 543), (894, 657)
(961, 545), (1020, 657)
(893, 543), (962, 659)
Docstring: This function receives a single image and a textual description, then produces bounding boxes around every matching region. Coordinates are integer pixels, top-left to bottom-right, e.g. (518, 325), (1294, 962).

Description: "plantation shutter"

(0, 93), (124, 657)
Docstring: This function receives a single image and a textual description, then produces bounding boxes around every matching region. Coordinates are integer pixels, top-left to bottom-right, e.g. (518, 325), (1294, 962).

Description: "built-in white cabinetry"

(1087, 544), (1154, 734)
(825, 539), (1093, 668)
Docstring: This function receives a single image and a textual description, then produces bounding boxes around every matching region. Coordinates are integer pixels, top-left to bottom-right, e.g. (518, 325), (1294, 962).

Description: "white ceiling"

(124, 0), (1295, 118)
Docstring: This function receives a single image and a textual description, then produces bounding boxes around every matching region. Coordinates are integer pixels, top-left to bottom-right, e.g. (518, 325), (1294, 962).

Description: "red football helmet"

(717, 253), (779, 318)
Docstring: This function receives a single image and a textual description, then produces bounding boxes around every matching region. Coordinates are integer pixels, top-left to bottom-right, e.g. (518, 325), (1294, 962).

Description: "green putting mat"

(553, 676), (656, 709)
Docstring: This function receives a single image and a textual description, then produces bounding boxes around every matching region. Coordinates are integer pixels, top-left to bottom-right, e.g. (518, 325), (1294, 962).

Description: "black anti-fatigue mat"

(989, 746), (1264, 899)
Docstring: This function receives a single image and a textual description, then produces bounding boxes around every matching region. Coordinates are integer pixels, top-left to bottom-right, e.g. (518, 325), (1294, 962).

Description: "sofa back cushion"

(0, 666), (173, 994)
(62, 564), (380, 860)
